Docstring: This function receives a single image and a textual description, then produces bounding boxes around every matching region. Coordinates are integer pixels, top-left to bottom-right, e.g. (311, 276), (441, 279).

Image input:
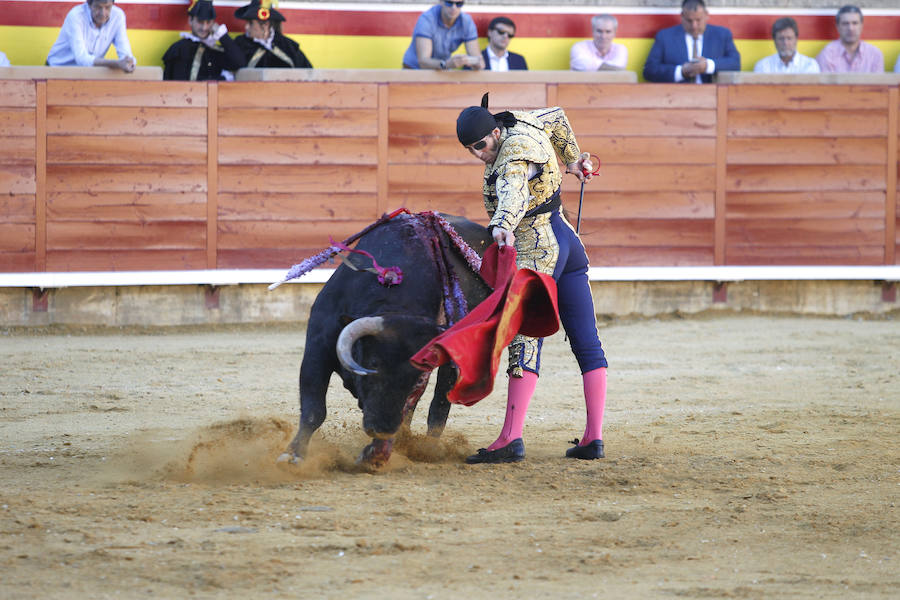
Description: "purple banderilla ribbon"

(328, 237), (403, 287)
(268, 208), (411, 290)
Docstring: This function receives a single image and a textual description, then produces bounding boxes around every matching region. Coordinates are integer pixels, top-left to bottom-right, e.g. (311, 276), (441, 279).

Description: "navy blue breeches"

(537, 210), (608, 373)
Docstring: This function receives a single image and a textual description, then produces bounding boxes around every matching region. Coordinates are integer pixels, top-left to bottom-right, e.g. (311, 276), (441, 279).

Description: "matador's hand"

(566, 152), (594, 182)
(492, 227), (515, 248)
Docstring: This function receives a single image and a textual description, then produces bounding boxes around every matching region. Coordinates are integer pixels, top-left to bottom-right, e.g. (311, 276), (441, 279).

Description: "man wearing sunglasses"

(456, 95), (608, 464)
(482, 16), (527, 71)
(402, 1), (484, 70)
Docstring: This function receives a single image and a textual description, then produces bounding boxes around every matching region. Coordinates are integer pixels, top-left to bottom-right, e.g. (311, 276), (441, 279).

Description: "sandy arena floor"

(1, 314), (898, 599)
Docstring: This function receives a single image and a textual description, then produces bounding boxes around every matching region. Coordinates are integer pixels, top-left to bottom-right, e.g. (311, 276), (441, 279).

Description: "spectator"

(402, 1), (483, 70)
(570, 14), (628, 71)
(816, 5), (884, 73)
(46, 0), (136, 72)
(163, 0), (244, 81)
(234, 0), (312, 69)
(482, 16), (527, 71)
(754, 17), (820, 74)
(643, 0), (740, 83)
(0, 51), (9, 67)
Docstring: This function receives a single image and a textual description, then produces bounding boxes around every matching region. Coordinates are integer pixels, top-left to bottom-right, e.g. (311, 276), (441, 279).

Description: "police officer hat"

(234, 0), (285, 23)
(187, 0), (216, 20)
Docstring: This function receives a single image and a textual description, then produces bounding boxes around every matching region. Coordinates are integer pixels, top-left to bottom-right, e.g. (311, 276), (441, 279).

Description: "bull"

(277, 212), (492, 468)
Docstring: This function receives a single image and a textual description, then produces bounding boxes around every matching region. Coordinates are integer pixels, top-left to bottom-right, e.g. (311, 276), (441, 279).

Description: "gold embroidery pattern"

(481, 107), (582, 374)
(532, 107), (582, 165)
(507, 334), (540, 376)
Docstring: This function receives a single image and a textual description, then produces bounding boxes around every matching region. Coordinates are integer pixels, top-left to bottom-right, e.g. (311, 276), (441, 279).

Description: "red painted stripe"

(3, 2), (900, 40)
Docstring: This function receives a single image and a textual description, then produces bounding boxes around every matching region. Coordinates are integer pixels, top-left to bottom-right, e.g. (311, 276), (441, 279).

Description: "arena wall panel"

(40, 81), (209, 271)
(2, 74), (900, 273)
(0, 79), (35, 270)
(724, 83), (895, 265)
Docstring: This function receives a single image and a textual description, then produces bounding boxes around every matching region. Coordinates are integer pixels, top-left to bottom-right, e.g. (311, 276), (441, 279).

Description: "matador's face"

(465, 128), (502, 165)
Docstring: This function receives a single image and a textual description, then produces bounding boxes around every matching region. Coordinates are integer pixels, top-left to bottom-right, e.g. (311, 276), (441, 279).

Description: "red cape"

(410, 244), (559, 406)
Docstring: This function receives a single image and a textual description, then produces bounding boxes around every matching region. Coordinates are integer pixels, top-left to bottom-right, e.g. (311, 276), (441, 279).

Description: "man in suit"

(643, 0), (740, 83)
(482, 16), (527, 71)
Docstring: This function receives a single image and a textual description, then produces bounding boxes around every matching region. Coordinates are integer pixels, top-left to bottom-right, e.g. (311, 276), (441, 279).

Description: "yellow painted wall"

(3, 26), (899, 74)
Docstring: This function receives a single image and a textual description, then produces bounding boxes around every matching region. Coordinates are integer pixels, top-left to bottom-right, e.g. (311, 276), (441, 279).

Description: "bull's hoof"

(276, 452), (300, 465)
(357, 439), (394, 469)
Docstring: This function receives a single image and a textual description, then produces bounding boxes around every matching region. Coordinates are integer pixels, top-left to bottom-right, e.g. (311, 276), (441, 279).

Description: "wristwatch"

(439, 59), (447, 70)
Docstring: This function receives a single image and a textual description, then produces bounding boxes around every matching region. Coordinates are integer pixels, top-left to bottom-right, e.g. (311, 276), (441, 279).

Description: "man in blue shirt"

(402, 1), (483, 70)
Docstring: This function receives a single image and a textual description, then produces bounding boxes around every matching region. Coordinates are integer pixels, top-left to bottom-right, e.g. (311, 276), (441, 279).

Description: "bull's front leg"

(401, 371), (431, 430)
(278, 353), (332, 464)
(426, 364), (457, 437)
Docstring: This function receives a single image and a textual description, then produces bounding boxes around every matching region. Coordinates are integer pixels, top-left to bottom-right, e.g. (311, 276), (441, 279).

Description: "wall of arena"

(2, 73), (899, 273)
(2, 2), (899, 325)
(2, 2), (900, 72)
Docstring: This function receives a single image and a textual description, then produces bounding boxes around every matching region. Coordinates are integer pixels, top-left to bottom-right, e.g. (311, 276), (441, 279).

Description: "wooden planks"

(0, 80), (36, 271)
(383, 82), (718, 266)
(46, 81), (207, 107)
(564, 84), (718, 265)
(44, 82), (208, 271)
(725, 84), (891, 265)
(216, 81), (380, 267)
(3, 79), (900, 273)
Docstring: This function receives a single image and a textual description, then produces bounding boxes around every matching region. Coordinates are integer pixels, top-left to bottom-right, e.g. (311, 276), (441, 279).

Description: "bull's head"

(336, 315), (442, 438)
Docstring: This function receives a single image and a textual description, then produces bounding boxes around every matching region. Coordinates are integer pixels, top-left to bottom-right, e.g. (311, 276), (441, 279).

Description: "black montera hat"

(187, 0), (216, 20)
(456, 93), (517, 146)
(234, 0), (285, 22)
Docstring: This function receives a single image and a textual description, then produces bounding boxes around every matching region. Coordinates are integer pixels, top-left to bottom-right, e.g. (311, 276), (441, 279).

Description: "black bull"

(278, 213), (493, 467)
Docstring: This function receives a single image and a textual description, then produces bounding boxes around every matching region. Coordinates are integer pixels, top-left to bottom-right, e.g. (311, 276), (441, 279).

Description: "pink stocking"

(487, 371), (538, 450)
(580, 367), (607, 445)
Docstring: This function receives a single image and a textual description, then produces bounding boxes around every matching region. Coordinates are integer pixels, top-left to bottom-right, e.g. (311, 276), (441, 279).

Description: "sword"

(576, 154), (600, 234)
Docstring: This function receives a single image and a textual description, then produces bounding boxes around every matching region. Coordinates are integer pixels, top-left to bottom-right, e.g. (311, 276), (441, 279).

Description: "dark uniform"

(233, 1), (312, 69)
(163, 34), (245, 81)
(233, 32), (312, 69)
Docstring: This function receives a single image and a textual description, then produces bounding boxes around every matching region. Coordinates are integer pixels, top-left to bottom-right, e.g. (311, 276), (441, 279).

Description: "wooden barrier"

(1, 71), (898, 273)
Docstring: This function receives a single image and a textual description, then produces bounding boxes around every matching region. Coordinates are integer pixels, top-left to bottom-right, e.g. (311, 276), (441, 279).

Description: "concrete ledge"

(717, 72), (900, 85)
(0, 269), (335, 288)
(1, 279), (896, 328)
(0, 66), (163, 80)
(589, 265), (900, 282)
(2, 265), (897, 290)
(235, 68), (638, 83)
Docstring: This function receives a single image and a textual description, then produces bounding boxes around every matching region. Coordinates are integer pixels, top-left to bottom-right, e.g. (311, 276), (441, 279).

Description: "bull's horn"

(336, 317), (384, 376)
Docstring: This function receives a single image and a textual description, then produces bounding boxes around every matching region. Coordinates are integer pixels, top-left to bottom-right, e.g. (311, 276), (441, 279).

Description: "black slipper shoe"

(565, 438), (604, 459)
(465, 438), (525, 464)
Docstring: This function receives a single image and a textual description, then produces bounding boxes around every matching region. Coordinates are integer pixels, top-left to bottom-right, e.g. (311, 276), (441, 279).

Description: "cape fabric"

(410, 243), (559, 406)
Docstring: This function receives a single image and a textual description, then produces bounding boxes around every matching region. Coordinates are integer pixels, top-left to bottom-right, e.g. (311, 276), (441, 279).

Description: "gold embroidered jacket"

(482, 107), (582, 234)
